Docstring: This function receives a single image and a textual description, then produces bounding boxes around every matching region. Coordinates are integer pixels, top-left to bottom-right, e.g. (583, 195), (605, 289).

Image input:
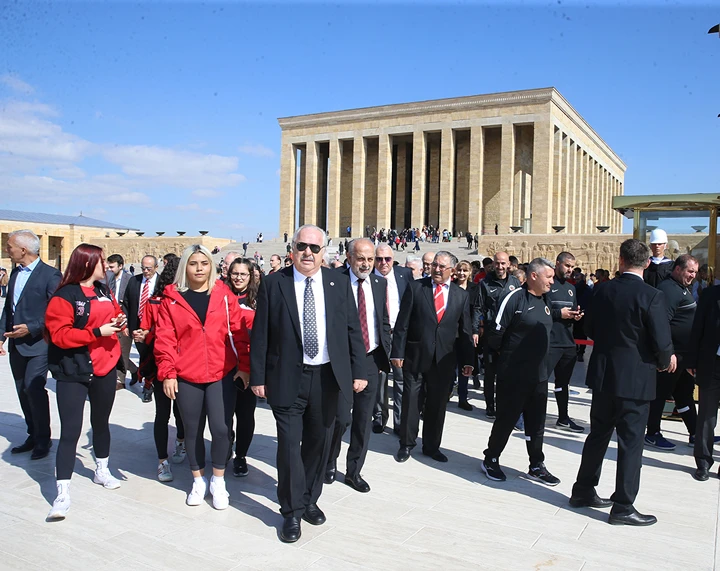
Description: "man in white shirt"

(106, 254), (135, 388)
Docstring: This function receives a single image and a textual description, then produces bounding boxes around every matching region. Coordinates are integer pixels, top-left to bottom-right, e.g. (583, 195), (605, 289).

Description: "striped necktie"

(139, 279), (150, 321)
(434, 283), (445, 322)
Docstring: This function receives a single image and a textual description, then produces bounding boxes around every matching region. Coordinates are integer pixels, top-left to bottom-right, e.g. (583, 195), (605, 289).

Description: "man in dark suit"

(250, 224), (366, 543)
(391, 250), (474, 463)
(123, 254), (158, 384)
(372, 243), (413, 434)
(0, 230), (61, 459)
(571, 239), (674, 526)
(688, 284), (720, 481)
(326, 238), (391, 493)
(106, 253), (135, 389)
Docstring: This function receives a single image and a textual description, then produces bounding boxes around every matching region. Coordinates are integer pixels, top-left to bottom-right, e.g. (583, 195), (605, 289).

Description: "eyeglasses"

(141, 266), (155, 271)
(230, 272), (250, 279)
(377, 257), (393, 263)
(431, 262), (451, 271)
(295, 242), (323, 254)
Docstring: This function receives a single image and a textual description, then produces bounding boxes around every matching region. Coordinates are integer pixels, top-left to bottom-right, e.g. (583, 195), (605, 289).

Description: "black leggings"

(152, 381), (186, 460)
(175, 374), (235, 471)
(232, 385), (257, 459)
(56, 370), (117, 480)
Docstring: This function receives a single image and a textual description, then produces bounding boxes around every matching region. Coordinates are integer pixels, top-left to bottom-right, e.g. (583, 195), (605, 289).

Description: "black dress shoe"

(422, 450), (448, 462)
(395, 446), (411, 463)
(344, 473), (370, 493)
(31, 441), (52, 460)
(458, 400), (473, 411)
(280, 516), (301, 543)
(569, 492), (612, 508)
(608, 508), (657, 526)
(324, 467), (336, 485)
(302, 503), (326, 526)
(693, 467), (710, 481)
(11, 438), (35, 454)
(372, 423), (384, 434)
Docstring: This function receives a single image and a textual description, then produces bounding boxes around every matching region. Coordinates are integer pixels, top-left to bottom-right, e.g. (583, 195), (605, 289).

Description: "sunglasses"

(377, 257), (393, 263)
(295, 242), (323, 254)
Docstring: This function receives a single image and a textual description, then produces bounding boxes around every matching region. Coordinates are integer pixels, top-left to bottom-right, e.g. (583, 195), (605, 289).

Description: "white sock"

(57, 479), (71, 492)
(211, 474), (224, 483)
(96, 457), (109, 470)
(194, 476), (206, 485)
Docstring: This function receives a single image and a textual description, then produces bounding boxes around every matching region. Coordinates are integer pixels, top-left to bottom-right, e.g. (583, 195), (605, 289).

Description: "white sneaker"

(172, 441), (186, 464)
(47, 481), (71, 520)
(157, 460), (173, 483)
(93, 467), (121, 490)
(209, 476), (229, 510)
(186, 477), (208, 506)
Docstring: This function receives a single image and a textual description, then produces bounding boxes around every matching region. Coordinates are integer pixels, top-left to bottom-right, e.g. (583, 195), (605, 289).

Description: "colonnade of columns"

(278, 120), (624, 238)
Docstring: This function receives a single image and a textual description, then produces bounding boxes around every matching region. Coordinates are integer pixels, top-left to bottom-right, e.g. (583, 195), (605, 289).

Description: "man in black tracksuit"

(478, 251), (521, 418)
(545, 252), (585, 433)
(644, 254), (699, 450)
(481, 258), (559, 486)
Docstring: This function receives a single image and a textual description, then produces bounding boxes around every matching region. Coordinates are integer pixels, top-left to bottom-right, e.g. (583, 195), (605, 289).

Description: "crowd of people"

(1, 225), (719, 539)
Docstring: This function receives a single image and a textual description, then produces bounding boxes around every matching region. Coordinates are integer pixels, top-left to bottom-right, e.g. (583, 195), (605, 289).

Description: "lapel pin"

(330, 282), (334, 286)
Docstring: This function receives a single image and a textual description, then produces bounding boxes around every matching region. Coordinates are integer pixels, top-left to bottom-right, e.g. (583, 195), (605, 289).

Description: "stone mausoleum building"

(278, 87), (626, 238)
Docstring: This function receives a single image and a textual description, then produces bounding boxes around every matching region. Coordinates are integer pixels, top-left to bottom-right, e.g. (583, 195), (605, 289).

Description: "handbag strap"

(225, 295), (239, 358)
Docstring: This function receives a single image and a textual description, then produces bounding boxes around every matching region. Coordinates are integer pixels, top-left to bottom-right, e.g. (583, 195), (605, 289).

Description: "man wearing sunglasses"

(391, 251), (474, 463)
(250, 224), (367, 543)
(372, 244), (413, 434)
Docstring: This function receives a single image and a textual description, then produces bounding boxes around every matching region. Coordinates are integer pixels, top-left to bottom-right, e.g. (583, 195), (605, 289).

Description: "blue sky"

(0, 0), (718, 240)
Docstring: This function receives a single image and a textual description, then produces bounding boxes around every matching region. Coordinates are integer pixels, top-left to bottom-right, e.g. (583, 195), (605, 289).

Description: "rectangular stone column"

(439, 128), (455, 232)
(395, 142), (408, 229)
(279, 139), (297, 235)
(531, 120), (553, 234)
(326, 137), (342, 238)
(303, 141), (318, 227)
(377, 132), (392, 230)
(499, 122), (515, 232)
(468, 126), (484, 235)
(411, 130), (427, 229)
(569, 142), (578, 233)
(351, 135), (366, 237)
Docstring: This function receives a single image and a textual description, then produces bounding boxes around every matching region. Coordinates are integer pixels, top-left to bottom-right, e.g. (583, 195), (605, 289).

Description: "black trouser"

(547, 347), (577, 422)
(455, 339), (470, 402)
(400, 360), (453, 454)
(175, 374), (235, 471)
(374, 334), (403, 430)
(231, 384), (257, 459)
(152, 380), (185, 460)
(272, 363), (339, 518)
(482, 341), (498, 410)
(328, 352), (380, 477)
(694, 359), (720, 469)
(484, 379), (548, 467)
(9, 349), (51, 446)
(573, 391), (649, 514)
(574, 319), (587, 357)
(117, 334), (138, 383)
(55, 370), (117, 480)
(647, 366), (697, 437)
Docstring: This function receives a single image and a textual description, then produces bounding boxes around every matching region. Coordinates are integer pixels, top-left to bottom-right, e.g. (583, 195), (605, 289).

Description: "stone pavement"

(0, 297), (718, 570)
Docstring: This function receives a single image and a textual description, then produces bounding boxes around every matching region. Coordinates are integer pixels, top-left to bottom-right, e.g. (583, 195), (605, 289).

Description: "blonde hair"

(174, 244), (217, 294)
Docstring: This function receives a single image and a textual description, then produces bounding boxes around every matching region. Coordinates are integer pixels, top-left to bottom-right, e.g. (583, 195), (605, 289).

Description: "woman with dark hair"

(155, 245), (250, 509)
(452, 260), (480, 411)
(45, 244), (126, 520)
(133, 254), (187, 482)
(224, 258), (257, 477)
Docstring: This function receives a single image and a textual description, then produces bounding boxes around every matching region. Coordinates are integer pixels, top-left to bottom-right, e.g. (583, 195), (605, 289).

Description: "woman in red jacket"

(224, 257), (257, 478)
(154, 244), (249, 509)
(45, 244), (126, 520)
(134, 254), (187, 483)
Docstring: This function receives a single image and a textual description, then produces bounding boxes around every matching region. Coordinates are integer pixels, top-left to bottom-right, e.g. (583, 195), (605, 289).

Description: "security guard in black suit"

(571, 239), (674, 526)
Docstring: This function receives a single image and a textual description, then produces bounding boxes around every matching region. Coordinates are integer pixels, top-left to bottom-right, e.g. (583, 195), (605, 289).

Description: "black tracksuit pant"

(647, 366), (697, 437)
(547, 347), (577, 422)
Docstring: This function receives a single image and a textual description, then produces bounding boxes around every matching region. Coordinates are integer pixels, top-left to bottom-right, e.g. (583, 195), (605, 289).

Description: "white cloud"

(105, 192), (151, 204)
(238, 143), (274, 158)
(192, 188), (224, 198)
(0, 74), (35, 95)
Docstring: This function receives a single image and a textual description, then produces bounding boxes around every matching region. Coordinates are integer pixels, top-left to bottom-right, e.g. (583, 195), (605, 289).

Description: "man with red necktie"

(122, 255), (158, 385)
(391, 251), (474, 463)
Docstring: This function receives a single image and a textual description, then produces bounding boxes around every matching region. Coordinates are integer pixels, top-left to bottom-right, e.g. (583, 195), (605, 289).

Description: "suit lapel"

(423, 279), (436, 320)
(278, 268), (302, 340)
(321, 267), (336, 333)
(14, 261), (42, 307)
(370, 275), (383, 328)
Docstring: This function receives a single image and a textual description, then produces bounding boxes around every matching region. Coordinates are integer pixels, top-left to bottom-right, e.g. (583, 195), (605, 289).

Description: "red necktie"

(357, 278), (370, 353)
(139, 279), (150, 321)
(434, 283), (445, 322)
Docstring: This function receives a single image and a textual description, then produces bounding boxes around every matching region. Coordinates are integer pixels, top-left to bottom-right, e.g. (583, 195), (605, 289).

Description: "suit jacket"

(1, 260), (62, 357)
(391, 265), (413, 300)
(687, 285), (720, 388)
(250, 266), (367, 408)
(391, 277), (474, 374)
(122, 274), (156, 333)
(585, 273), (673, 400)
(106, 270), (131, 306)
(342, 268), (391, 372)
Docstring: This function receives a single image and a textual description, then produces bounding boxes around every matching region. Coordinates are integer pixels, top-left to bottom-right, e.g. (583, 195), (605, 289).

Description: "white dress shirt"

(293, 267), (330, 365)
(375, 268), (400, 328)
(350, 271), (379, 353)
(12, 257), (40, 312)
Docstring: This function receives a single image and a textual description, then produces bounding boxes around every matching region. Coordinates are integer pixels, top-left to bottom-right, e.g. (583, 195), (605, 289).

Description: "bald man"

(421, 251), (434, 278)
